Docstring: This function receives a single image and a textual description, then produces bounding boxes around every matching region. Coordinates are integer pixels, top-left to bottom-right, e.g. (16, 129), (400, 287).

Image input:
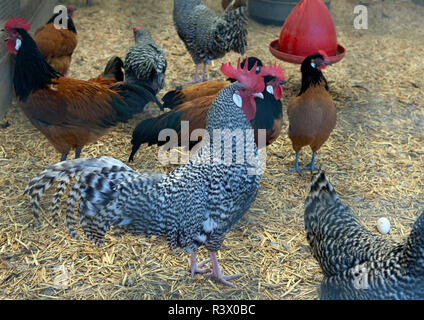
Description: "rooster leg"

(190, 252), (211, 276)
(60, 154), (68, 162)
(206, 251), (243, 288)
(201, 63), (208, 82)
(187, 64), (201, 83)
(75, 147), (82, 159)
(289, 152), (303, 176)
(304, 152), (317, 173)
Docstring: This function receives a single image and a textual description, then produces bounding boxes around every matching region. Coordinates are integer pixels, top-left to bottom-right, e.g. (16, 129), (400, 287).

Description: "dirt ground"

(0, 0), (423, 300)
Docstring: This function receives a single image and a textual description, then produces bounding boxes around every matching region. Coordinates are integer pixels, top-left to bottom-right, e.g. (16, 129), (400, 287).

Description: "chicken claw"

(190, 253), (211, 276)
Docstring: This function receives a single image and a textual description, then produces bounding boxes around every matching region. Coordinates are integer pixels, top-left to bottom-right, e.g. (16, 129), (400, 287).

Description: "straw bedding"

(0, 0), (423, 300)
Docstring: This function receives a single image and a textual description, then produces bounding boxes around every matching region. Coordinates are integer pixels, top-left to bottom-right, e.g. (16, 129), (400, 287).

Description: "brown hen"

(33, 6), (77, 75)
(287, 51), (336, 175)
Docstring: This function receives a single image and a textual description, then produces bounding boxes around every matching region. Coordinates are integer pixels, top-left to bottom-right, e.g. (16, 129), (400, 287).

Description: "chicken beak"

(254, 92), (264, 99)
(280, 80), (287, 85)
(325, 61), (332, 66)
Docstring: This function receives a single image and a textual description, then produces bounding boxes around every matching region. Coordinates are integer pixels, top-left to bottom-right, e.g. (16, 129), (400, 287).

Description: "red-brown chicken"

(162, 80), (231, 109)
(4, 17), (162, 162)
(287, 51), (336, 175)
(129, 57), (285, 162)
(33, 6), (77, 75)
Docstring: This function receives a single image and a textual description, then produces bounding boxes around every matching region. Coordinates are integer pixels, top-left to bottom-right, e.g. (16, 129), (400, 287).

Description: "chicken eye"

(266, 85), (274, 95)
(233, 93), (242, 108)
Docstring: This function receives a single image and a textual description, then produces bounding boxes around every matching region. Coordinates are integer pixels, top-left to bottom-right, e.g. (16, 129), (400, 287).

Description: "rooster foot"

(190, 253), (211, 276)
(206, 251), (243, 288)
(206, 269), (243, 288)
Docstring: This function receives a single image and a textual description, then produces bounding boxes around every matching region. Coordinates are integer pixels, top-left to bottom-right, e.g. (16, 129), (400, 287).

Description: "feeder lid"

(269, 0), (345, 64)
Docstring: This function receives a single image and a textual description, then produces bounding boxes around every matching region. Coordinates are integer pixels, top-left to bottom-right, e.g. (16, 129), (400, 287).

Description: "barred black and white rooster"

(305, 171), (424, 299)
(124, 27), (167, 95)
(25, 60), (265, 287)
(173, 0), (248, 83)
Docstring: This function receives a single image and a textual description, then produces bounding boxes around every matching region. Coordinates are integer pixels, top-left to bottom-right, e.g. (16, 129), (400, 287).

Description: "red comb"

(67, 7), (75, 18)
(318, 50), (329, 61)
(4, 16), (30, 32)
(259, 62), (285, 81)
(221, 58), (265, 93)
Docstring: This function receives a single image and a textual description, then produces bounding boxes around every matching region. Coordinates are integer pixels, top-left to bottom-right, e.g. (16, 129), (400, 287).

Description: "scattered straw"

(0, 0), (423, 300)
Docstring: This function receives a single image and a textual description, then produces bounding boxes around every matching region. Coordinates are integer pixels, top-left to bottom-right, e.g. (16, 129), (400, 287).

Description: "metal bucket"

(248, 0), (331, 26)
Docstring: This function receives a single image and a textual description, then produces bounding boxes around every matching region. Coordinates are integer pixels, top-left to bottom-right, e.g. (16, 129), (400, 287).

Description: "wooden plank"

(0, 0), (57, 119)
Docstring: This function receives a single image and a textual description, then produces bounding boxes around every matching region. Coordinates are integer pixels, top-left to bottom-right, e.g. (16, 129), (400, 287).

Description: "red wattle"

(7, 40), (17, 54)
(274, 84), (283, 101)
(241, 96), (257, 121)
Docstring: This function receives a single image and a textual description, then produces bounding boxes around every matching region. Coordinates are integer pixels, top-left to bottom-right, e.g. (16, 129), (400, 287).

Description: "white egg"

(377, 217), (391, 234)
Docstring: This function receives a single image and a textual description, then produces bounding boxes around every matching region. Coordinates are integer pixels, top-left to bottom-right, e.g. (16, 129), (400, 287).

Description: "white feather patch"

(203, 217), (217, 233)
(266, 85), (274, 95)
(233, 93), (242, 108)
(15, 38), (22, 51)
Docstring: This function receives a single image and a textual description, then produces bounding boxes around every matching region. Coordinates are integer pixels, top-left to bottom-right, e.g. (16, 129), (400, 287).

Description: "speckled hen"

(305, 171), (424, 299)
(173, 0), (248, 82)
(25, 59), (265, 287)
(124, 27), (167, 95)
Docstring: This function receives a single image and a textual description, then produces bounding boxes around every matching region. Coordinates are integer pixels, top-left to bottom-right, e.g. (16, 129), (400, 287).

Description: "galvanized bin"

(248, 0), (331, 26)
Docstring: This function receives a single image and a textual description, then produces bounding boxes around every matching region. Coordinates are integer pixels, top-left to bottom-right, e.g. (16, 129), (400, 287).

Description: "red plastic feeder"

(269, 0), (346, 64)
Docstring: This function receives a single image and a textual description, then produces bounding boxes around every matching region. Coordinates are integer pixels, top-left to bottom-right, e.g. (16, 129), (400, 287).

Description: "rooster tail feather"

(103, 56), (125, 82)
(25, 157), (163, 246)
(162, 90), (185, 109)
(25, 157), (134, 223)
(129, 111), (182, 162)
(112, 83), (164, 113)
(76, 172), (165, 245)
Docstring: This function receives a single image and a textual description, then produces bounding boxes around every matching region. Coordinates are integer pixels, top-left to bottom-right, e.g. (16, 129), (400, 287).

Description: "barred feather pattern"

(305, 171), (424, 299)
(173, 0), (248, 65)
(25, 82), (262, 255)
(124, 29), (167, 95)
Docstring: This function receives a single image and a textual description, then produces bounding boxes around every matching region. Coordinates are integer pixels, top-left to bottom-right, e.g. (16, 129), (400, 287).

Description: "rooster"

(129, 57), (285, 162)
(287, 51), (336, 175)
(173, 0), (248, 83)
(124, 27), (167, 96)
(4, 17), (162, 162)
(33, 6), (77, 76)
(26, 60), (265, 288)
(305, 171), (424, 299)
